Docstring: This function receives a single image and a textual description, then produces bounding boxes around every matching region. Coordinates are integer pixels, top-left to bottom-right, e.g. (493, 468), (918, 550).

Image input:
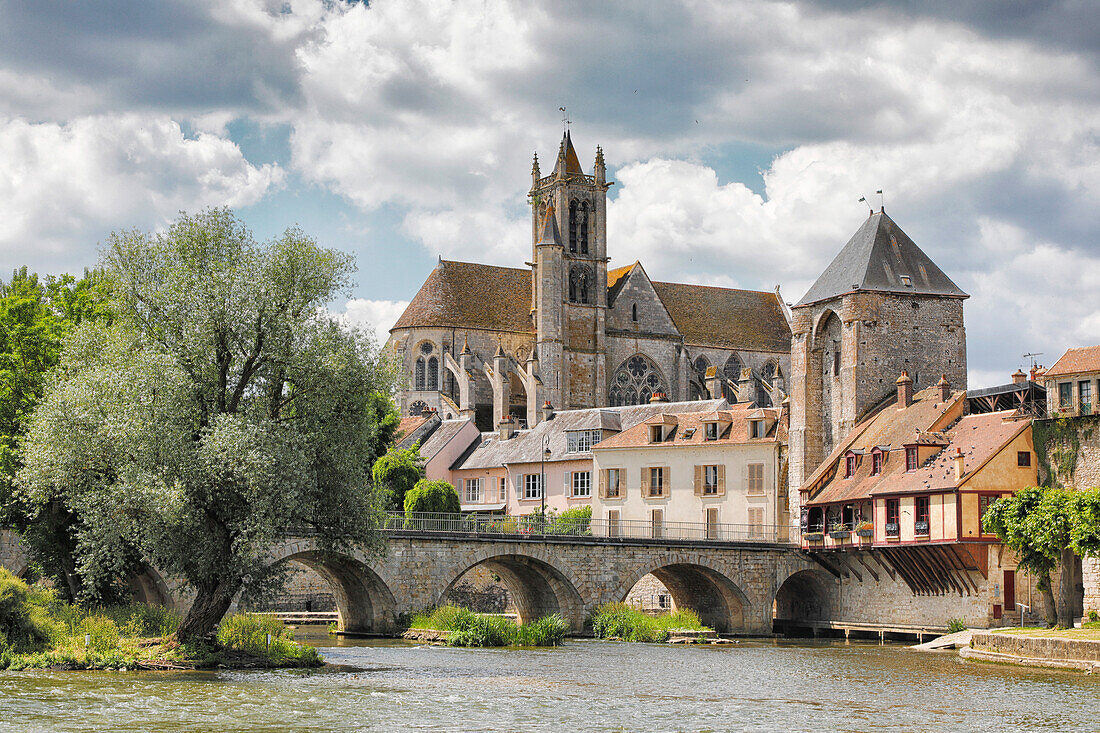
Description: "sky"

(1, 0), (1097, 388)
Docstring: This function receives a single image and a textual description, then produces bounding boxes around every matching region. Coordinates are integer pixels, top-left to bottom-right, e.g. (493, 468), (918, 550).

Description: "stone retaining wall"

(971, 632), (1100, 663)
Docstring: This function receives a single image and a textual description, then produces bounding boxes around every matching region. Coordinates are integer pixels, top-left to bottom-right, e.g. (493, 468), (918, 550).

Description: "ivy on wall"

(1033, 415), (1097, 488)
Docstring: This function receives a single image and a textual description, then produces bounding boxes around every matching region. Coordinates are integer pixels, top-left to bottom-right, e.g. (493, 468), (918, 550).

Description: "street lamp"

(540, 434), (551, 533)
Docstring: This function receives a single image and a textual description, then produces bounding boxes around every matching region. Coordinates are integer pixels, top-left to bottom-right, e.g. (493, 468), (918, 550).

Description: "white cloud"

(337, 297), (410, 343)
(0, 114), (283, 265)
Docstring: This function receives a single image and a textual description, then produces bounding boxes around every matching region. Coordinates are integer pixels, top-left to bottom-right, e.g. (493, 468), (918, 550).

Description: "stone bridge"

(1, 527), (825, 636)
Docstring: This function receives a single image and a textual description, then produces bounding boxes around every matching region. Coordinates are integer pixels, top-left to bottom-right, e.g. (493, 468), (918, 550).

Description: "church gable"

(606, 262), (681, 337)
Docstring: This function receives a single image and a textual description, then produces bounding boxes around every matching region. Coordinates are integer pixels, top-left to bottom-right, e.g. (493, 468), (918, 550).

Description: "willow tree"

(17, 208), (397, 641)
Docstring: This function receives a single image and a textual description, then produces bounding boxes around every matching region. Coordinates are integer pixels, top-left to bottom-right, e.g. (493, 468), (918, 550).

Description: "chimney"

(936, 374), (951, 403)
(1012, 369), (1027, 385)
(541, 401), (555, 422)
(896, 371), (914, 408)
(953, 447), (965, 482)
(498, 414), (515, 440)
(649, 391), (670, 404)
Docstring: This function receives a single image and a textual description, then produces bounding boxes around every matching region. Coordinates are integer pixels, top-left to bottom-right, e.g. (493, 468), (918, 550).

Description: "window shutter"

(599, 469), (608, 498)
(564, 471), (571, 496)
(742, 463), (750, 492)
(717, 464), (726, 495)
(694, 465), (703, 496)
(640, 467), (649, 496)
(665, 466), (671, 495)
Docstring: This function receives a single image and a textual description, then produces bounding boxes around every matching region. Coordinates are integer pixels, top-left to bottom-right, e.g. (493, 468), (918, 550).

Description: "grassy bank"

(590, 603), (711, 642)
(996, 622), (1100, 641)
(407, 605), (569, 647)
(0, 569), (320, 670)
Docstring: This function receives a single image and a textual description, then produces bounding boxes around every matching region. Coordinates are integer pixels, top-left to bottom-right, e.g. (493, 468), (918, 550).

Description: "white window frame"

(571, 470), (592, 498)
(704, 465), (719, 495)
(606, 468), (621, 498)
(523, 473), (543, 500)
(649, 467), (664, 497)
(705, 422), (718, 441)
(499, 476), (508, 502)
(566, 429), (602, 453)
(464, 478), (482, 504)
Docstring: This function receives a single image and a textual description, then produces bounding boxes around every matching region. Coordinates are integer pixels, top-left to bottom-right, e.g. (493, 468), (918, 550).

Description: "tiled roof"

(594, 403), (782, 450)
(419, 419), (474, 461)
(796, 212), (968, 307)
(395, 415), (428, 443)
(1045, 345), (1100, 377)
(454, 400), (727, 470)
(606, 262), (637, 304)
(875, 411), (1029, 496)
(651, 280), (791, 352)
(391, 260), (534, 334)
(804, 386), (965, 506)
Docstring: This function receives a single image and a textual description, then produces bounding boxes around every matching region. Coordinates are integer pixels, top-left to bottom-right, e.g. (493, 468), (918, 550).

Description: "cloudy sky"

(2, 0), (1097, 387)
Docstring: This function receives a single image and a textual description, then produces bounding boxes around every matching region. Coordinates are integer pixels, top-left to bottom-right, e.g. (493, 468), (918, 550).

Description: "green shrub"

(448, 614), (516, 647)
(373, 446), (426, 511)
(590, 603), (710, 643)
(514, 614), (569, 646)
(216, 613), (321, 666)
(0, 568), (62, 653)
(404, 479), (460, 526)
(409, 605), (568, 647)
(946, 618), (967, 634)
(1088, 610), (1098, 623)
(79, 615), (121, 653)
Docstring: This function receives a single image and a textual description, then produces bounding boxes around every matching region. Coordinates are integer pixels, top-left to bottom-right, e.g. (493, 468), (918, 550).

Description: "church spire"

(553, 130), (584, 178)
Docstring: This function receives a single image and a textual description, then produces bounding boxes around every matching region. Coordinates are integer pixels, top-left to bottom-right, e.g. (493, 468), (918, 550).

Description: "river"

(1, 631), (1097, 732)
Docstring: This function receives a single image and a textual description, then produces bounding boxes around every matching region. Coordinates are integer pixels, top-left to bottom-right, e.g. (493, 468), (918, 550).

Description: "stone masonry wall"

(0, 528), (28, 576)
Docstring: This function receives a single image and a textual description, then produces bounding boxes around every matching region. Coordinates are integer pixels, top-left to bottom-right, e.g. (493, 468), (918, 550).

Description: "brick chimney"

(1012, 369), (1027, 385)
(541, 401), (555, 422)
(936, 374), (951, 403)
(953, 447), (965, 482)
(498, 414), (515, 440)
(896, 371), (914, 408)
(649, 391), (670, 404)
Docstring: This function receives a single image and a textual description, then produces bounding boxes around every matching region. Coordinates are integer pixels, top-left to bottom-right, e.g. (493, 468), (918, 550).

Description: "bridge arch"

(442, 550), (586, 631)
(619, 560), (750, 633)
(774, 568), (835, 628)
(127, 565), (174, 608)
(272, 547), (397, 635)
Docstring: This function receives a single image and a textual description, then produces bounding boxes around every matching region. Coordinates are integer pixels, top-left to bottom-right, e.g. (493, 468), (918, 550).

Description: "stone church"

(388, 131), (793, 430)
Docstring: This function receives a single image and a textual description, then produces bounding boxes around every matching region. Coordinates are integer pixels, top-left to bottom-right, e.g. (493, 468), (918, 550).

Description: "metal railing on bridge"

(383, 512), (797, 545)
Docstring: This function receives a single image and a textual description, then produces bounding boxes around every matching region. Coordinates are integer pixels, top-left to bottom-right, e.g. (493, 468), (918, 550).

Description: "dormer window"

(845, 454), (857, 478)
(871, 450), (884, 476)
(650, 425), (664, 443)
(905, 446), (918, 472)
(749, 420), (765, 439)
(900, 274), (913, 287)
(705, 422), (718, 441)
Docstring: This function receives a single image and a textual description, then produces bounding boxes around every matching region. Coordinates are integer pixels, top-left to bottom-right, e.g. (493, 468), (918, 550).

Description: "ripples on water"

(1, 632), (1097, 732)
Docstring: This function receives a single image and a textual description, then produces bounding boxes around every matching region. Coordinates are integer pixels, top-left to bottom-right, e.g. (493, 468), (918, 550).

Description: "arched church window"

(722, 353), (743, 403)
(427, 357), (439, 391)
(414, 357), (426, 391)
(568, 200), (578, 253)
(409, 400), (428, 416)
(580, 201), (590, 254)
(693, 356), (710, 378)
(569, 265), (592, 304)
(631, 303), (638, 321)
(608, 354), (668, 406)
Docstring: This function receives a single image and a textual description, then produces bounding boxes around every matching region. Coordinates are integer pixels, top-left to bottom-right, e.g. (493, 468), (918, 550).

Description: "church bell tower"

(529, 131), (612, 409)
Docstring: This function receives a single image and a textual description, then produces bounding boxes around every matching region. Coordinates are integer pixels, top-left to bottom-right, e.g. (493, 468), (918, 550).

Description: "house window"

(499, 477), (508, 502)
(915, 496), (930, 535)
(649, 467), (665, 497)
(845, 455), (857, 478)
(905, 447), (918, 472)
(650, 425), (664, 443)
(566, 429), (602, 453)
(704, 465), (719, 495)
(605, 468), (621, 498)
(464, 478), (482, 504)
(871, 451), (883, 476)
(750, 420), (765, 438)
(1017, 451), (1031, 467)
(705, 422), (718, 440)
(571, 471), (592, 498)
(523, 474), (543, 500)
(1059, 382), (1073, 408)
(886, 498), (900, 537)
(747, 463), (764, 495)
(979, 495), (999, 533)
(748, 508), (764, 539)
(1080, 380), (1093, 415)
(651, 509), (664, 538)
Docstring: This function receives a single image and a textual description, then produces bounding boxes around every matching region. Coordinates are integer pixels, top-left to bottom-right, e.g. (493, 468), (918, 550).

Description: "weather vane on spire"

(559, 106), (570, 132)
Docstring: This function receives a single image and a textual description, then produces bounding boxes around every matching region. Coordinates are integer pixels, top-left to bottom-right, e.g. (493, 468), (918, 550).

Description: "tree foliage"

(372, 445), (425, 511)
(403, 479), (460, 516)
(16, 208), (397, 640)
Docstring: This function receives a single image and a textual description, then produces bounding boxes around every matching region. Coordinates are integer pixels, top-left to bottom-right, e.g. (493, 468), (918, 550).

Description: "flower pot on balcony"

(914, 521), (930, 536)
(804, 532), (824, 542)
(829, 530), (851, 540)
(856, 528), (874, 538)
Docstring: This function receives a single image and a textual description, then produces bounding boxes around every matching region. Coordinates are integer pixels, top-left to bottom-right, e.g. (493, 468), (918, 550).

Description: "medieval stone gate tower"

(530, 132), (612, 410)
(788, 211), (969, 504)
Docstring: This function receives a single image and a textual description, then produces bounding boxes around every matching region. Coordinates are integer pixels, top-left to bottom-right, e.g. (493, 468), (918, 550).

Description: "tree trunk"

(175, 578), (241, 643)
(1057, 549), (1079, 629)
(1038, 571), (1058, 627)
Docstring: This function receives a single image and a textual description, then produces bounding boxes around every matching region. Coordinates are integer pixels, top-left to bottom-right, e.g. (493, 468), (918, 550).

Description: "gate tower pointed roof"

(553, 130), (585, 177)
(796, 211), (968, 307)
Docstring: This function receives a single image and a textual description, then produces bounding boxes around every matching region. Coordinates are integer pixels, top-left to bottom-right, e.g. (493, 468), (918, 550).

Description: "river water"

(1, 631), (1097, 732)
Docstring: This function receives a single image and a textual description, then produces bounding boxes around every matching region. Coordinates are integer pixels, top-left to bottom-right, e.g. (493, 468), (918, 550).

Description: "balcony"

(885, 522), (900, 539)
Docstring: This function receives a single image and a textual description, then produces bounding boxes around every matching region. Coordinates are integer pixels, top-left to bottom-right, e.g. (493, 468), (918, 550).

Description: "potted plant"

(804, 530), (824, 542)
(828, 522), (850, 540)
(856, 521), (874, 538)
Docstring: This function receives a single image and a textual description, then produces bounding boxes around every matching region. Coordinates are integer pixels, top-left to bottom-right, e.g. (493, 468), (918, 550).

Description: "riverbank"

(962, 629), (1100, 673)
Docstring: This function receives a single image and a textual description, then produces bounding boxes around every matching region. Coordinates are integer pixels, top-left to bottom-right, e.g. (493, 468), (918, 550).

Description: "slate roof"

(651, 280), (791, 352)
(796, 212), (968, 307)
(418, 419), (474, 462)
(391, 260), (534, 334)
(454, 399), (727, 470)
(1045, 345), (1100, 377)
(593, 403), (782, 449)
